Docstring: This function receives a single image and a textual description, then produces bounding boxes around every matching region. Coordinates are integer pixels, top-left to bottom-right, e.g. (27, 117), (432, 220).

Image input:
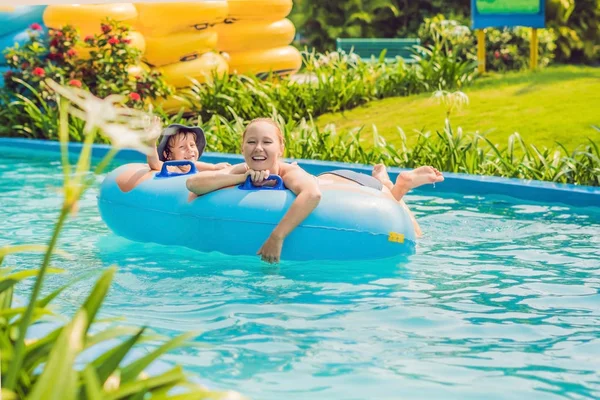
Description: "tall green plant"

(0, 80), (243, 399)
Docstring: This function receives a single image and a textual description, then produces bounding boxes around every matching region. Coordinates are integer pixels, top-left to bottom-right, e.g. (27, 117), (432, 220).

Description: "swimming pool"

(1, 147), (599, 400)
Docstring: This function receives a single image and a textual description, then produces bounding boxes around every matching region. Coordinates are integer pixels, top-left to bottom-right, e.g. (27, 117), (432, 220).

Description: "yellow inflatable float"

(43, 3), (138, 33)
(159, 51), (228, 88)
(227, 45), (301, 76)
(143, 30), (218, 67)
(226, 0), (292, 22)
(44, 3), (145, 56)
(216, 18), (295, 53)
(135, 2), (228, 36)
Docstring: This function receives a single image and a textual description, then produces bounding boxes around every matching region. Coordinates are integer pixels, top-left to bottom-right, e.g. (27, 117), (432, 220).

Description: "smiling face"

(242, 119), (284, 172)
(163, 131), (199, 161)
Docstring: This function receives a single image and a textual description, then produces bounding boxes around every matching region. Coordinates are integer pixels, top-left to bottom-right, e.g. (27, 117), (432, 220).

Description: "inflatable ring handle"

(238, 175), (285, 190)
(155, 160), (197, 178)
(192, 23), (209, 31)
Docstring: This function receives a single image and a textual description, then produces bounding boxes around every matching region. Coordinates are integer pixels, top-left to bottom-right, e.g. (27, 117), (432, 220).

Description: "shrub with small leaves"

(418, 15), (557, 72)
(2, 19), (172, 108)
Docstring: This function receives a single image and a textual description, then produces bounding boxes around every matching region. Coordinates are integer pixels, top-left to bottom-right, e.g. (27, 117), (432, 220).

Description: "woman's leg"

(372, 164), (444, 201)
(371, 164), (443, 237)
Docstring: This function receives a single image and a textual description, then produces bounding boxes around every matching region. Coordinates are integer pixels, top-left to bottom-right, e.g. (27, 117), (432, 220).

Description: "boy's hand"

(213, 162), (232, 170)
(143, 115), (162, 144)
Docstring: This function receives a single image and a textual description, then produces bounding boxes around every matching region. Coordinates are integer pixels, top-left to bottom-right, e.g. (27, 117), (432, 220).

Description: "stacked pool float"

(135, 1), (229, 89)
(216, 0), (301, 78)
(0, 2), (303, 106)
(43, 3), (146, 59)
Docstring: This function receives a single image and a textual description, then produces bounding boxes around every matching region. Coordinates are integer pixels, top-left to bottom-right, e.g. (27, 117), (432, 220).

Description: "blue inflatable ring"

(98, 161), (417, 261)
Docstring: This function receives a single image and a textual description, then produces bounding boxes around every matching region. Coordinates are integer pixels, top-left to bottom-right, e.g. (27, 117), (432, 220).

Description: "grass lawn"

(315, 65), (600, 152)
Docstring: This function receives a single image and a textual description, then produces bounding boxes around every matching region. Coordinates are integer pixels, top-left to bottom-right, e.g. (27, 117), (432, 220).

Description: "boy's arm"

(195, 161), (232, 171)
(147, 143), (163, 171)
(186, 165), (248, 195)
(145, 115), (163, 171)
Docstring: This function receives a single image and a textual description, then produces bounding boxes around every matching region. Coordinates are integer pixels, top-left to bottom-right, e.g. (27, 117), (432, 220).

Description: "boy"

(147, 120), (230, 173)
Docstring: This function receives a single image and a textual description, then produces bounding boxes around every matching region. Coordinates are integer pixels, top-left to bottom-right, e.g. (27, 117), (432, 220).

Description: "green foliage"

(0, 19), (173, 140)
(4, 77), (598, 186)
(546, 0), (600, 63)
(164, 49), (474, 123)
(290, 0), (600, 64)
(485, 27), (557, 71)
(417, 15), (557, 72)
(177, 110), (600, 187)
(3, 19), (171, 106)
(291, 0), (469, 52)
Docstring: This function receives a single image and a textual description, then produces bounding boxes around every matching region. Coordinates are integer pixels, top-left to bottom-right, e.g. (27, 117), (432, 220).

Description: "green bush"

(418, 15), (557, 72)
(158, 103), (600, 187)
(290, 0), (599, 64)
(485, 26), (557, 71)
(547, 0), (600, 64)
(3, 19), (171, 106)
(165, 49), (474, 123)
(290, 0), (469, 52)
(0, 19), (172, 140)
(4, 80), (598, 187)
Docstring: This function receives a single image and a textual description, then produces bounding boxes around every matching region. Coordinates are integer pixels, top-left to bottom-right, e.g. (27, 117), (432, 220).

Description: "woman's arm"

(186, 163), (247, 195)
(257, 166), (322, 263)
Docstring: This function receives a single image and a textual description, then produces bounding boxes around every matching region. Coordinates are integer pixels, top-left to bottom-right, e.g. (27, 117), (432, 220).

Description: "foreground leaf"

(90, 327), (146, 385)
(28, 310), (87, 400)
(120, 331), (199, 384)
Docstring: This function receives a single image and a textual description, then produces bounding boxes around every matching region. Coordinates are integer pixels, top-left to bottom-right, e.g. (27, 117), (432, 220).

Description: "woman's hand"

(245, 168), (270, 184)
(257, 234), (284, 264)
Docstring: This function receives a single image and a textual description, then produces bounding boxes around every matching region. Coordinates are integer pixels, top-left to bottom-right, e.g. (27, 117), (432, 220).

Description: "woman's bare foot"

(391, 166), (444, 201)
(372, 164), (394, 191)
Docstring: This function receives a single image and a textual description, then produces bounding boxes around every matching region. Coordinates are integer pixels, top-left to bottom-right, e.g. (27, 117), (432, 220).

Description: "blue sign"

(471, 0), (546, 29)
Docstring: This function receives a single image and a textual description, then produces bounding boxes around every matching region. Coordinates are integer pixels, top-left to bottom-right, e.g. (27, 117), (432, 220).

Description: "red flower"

(21, 62), (29, 69)
(68, 79), (82, 88)
(84, 35), (94, 43)
(122, 38), (131, 44)
(47, 53), (64, 61)
(108, 37), (119, 45)
(67, 49), (77, 57)
(4, 71), (12, 79)
(32, 67), (45, 77)
(129, 92), (141, 101)
(101, 24), (112, 34)
(494, 50), (500, 59)
(30, 23), (43, 31)
(54, 31), (63, 37)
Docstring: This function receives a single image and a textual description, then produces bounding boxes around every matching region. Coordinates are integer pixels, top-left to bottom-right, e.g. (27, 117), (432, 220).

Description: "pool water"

(2, 154), (599, 400)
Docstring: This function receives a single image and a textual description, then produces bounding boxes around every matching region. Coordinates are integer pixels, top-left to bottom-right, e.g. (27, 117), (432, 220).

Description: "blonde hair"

(242, 118), (285, 147)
